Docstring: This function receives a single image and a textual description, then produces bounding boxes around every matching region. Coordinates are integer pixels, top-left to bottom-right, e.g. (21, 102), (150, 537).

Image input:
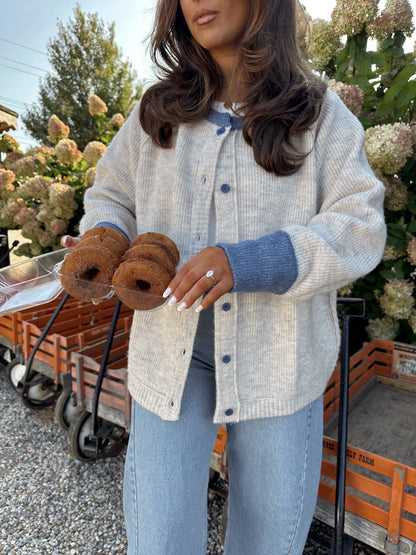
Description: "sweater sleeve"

(79, 103), (142, 241)
(218, 90), (386, 298)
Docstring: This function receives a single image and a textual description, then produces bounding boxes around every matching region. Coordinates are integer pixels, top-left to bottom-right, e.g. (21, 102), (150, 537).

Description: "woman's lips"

(194, 11), (218, 25)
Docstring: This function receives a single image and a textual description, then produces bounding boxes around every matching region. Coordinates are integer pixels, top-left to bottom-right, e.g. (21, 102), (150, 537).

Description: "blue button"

(222, 302), (231, 311)
(217, 127), (226, 135)
(221, 183), (230, 193)
(225, 408), (233, 416)
(222, 355), (231, 363)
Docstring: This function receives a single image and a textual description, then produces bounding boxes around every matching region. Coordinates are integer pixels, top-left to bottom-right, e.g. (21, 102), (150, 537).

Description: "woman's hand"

(163, 246), (234, 312)
(60, 235), (80, 248)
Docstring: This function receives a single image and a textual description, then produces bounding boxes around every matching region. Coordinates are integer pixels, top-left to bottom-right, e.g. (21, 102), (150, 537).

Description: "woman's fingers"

(164, 246), (234, 311)
(61, 235), (80, 248)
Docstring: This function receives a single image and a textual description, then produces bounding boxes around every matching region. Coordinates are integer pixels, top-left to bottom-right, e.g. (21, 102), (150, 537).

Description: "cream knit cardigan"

(80, 90), (386, 423)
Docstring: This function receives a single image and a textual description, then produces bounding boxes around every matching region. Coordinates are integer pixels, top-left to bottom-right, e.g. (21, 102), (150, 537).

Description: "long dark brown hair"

(140, 0), (327, 177)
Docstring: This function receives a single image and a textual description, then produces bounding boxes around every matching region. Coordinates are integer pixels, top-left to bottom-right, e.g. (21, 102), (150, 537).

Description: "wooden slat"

(319, 482), (391, 529)
(388, 466), (406, 544)
(321, 459), (393, 505)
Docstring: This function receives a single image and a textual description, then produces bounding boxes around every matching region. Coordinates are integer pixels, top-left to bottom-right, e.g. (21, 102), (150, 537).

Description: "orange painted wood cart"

(212, 339), (416, 554)
(0, 295), (132, 420)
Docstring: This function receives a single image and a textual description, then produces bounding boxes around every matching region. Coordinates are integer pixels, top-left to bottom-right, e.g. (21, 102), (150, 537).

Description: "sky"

(1, 0), (415, 151)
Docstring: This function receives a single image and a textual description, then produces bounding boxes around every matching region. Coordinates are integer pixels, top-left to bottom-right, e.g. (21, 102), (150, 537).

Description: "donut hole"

(136, 279), (151, 291)
(81, 267), (100, 281)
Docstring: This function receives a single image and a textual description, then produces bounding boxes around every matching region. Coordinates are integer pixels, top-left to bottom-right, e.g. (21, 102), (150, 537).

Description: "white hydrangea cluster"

(83, 141), (107, 167)
(328, 80), (365, 117)
(47, 115), (70, 144)
(379, 279), (415, 320)
(365, 123), (413, 175)
(330, 0), (379, 37)
(366, 316), (400, 340)
(382, 175), (408, 212)
(88, 94), (108, 116)
(55, 139), (82, 166)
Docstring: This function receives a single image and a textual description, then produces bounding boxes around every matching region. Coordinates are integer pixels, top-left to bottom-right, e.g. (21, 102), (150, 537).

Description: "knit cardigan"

(80, 90), (386, 423)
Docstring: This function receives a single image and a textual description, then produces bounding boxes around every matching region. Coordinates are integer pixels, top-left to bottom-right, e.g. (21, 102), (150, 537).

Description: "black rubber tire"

(55, 385), (78, 430)
(0, 346), (13, 370)
(67, 410), (125, 462)
(21, 372), (60, 410)
(5, 359), (60, 409)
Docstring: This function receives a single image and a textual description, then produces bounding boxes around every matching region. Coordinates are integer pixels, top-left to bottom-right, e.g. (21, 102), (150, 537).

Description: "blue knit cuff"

(217, 231), (298, 294)
(94, 221), (130, 242)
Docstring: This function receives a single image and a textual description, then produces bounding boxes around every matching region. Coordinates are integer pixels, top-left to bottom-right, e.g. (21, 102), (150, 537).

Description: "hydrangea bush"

(0, 94), (134, 257)
(301, 0), (416, 343)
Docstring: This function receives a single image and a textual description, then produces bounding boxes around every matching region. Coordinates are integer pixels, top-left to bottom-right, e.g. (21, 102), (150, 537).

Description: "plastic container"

(0, 248), (169, 315)
(0, 249), (72, 316)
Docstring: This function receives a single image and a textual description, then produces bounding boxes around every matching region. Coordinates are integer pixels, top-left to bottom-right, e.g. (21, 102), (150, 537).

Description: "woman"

(64, 0), (386, 552)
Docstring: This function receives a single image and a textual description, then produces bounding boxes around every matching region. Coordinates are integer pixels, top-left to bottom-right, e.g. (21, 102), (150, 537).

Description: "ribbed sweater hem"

(128, 371), (330, 424)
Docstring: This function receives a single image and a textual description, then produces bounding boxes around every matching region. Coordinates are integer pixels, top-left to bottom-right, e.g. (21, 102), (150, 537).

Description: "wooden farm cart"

(68, 299), (131, 461)
(212, 339), (416, 554)
(0, 292), (84, 368)
(4, 294), (133, 422)
(316, 338), (416, 555)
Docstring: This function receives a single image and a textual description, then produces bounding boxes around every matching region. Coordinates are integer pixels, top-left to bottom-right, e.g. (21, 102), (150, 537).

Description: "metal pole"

(332, 314), (350, 554)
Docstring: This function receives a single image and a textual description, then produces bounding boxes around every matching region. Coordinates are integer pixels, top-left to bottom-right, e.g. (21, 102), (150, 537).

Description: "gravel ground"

(0, 368), (382, 555)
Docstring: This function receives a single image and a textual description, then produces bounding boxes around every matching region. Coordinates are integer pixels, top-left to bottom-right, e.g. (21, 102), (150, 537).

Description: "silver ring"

(206, 270), (216, 282)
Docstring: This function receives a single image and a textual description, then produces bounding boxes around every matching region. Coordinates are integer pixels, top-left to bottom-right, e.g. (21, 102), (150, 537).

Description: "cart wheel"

(0, 346), (13, 370)
(21, 372), (60, 410)
(67, 410), (125, 462)
(5, 360), (60, 408)
(5, 358), (26, 390)
(55, 385), (78, 431)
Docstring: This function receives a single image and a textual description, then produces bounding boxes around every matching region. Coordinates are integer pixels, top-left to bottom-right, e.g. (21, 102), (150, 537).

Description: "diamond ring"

(206, 270), (216, 282)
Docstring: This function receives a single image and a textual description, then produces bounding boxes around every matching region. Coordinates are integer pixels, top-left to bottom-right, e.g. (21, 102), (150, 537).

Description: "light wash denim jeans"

(123, 306), (323, 555)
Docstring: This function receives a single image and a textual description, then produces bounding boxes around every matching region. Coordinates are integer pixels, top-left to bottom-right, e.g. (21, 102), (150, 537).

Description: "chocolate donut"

(60, 245), (119, 301)
(75, 235), (127, 258)
(120, 244), (175, 277)
(112, 259), (171, 310)
(82, 226), (129, 252)
(130, 232), (180, 266)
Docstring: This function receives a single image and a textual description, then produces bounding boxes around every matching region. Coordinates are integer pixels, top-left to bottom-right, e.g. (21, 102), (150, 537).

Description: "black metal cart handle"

(92, 297), (122, 432)
(18, 292), (71, 397)
(332, 298), (365, 555)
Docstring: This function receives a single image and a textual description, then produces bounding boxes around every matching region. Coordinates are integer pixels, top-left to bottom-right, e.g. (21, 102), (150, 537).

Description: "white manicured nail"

(168, 296), (177, 306)
(163, 287), (171, 298)
(178, 302), (187, 312)
(195, 305), (203, 313)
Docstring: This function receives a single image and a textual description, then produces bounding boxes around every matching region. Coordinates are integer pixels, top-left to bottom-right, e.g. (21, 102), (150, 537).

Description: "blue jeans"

(123, 307), (323, 554)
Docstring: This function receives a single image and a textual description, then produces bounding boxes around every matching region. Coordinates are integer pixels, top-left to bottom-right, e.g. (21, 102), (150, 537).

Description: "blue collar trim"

(206, 109), (243, 131)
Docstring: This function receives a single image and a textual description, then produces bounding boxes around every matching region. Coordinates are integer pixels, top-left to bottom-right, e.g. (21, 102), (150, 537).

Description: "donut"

(60, 245), (119, 301)
(130, 232), (180, 266)
(82, 226), (129, 251)
(75, 235), (127, 258)
(120, 244), (175, 277)
(112, 259), (172, 310)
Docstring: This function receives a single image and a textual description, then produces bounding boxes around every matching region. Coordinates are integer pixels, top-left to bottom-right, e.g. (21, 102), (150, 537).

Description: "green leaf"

(396, 81), (416, 109)
(380, 269), (398, 279)
(391, 65), (416, 87)
(386, 236), (407, 250)
(375, 99), (395, 117)
(383, 37), (395, 48)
